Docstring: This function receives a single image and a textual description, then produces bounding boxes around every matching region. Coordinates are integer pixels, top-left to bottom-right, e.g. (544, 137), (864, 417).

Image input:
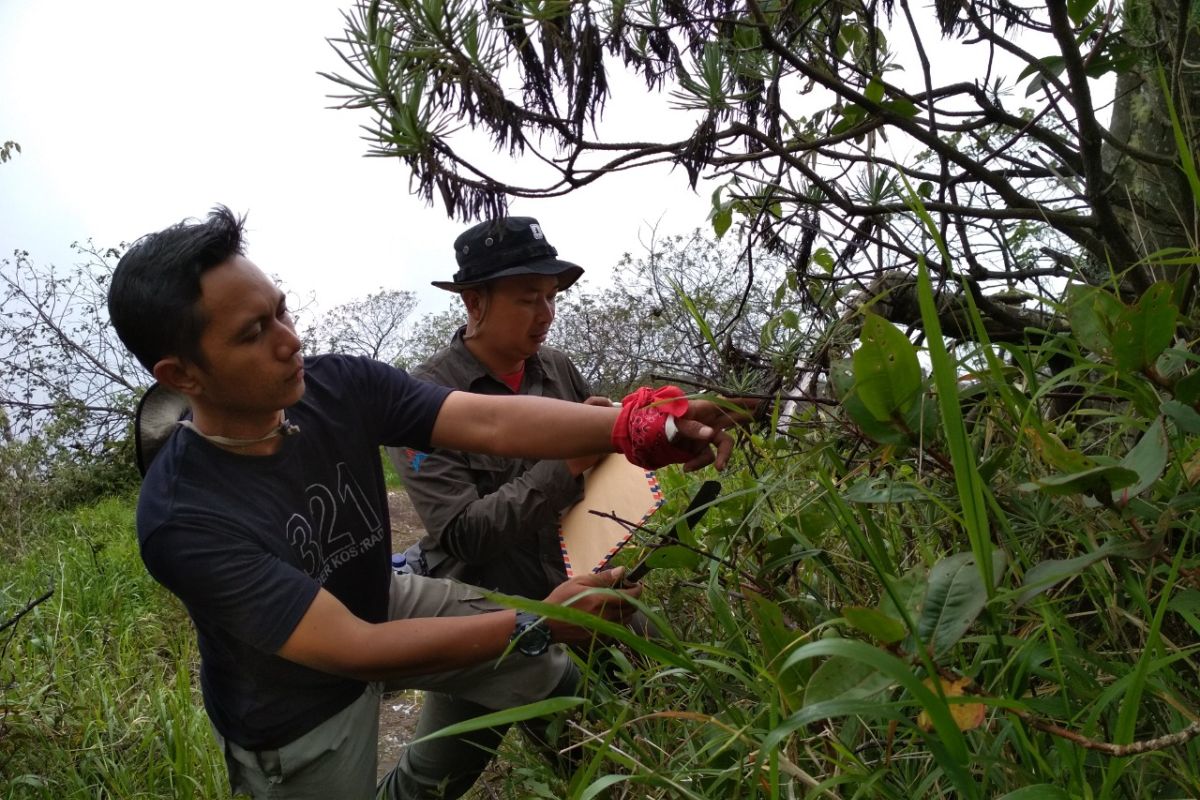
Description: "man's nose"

(276, 323), (302, 359)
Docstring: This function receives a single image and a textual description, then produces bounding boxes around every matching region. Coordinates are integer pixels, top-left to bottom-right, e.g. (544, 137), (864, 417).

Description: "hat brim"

(432, 257), (584, 292)
(134, 382), (191, 477)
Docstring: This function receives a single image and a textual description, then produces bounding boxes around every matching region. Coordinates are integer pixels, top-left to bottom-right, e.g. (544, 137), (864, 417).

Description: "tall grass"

(0, 497), (228, 799)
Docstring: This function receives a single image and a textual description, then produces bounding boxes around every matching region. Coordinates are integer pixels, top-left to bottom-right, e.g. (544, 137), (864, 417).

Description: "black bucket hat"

(432, 216), (584, 292)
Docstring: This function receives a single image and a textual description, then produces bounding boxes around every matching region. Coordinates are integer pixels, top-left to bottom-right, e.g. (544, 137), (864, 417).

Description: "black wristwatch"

(510, 611), (552, 656)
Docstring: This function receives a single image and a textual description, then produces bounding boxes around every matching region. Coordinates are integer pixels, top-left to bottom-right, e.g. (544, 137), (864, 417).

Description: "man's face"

(185, 255), (305, 418)
(469, 273), (560, 363)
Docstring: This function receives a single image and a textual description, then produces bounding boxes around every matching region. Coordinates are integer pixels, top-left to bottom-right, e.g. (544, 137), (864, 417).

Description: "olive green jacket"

(388, 328), (592, 597)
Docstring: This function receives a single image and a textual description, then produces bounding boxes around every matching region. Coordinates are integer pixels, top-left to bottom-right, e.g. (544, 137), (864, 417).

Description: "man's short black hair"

(108, 205), (246, 373)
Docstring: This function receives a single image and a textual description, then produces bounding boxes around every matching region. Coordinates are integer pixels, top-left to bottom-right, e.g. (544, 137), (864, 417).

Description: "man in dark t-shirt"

(108, 206), (741, 799)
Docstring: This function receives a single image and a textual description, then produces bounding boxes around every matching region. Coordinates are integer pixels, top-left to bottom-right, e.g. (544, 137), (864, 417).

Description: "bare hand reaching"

(541, 567), (641, 646)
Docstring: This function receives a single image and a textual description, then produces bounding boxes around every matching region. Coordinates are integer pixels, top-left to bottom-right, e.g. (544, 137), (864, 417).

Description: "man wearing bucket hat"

(111, 206), (744, 799)
(390, 216), (607, 600)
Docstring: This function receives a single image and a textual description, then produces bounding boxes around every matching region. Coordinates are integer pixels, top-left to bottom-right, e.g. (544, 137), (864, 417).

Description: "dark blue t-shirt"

(137, 354), (452, 750)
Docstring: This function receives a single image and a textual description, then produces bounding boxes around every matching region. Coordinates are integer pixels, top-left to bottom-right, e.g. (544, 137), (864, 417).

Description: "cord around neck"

(176, 418), (300, 448)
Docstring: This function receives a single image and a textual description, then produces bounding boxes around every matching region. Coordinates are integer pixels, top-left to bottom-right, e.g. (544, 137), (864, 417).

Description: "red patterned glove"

(611, 386), (693, 469)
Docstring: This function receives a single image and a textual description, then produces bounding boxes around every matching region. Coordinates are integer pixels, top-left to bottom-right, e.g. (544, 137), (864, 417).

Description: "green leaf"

(917, 551), (1005, 656)
(645, 544), (701, 570)
(843, 476), (923, 503)
(1020, 55), (1066, 97)
(1018, 463), (1139, 497)
(1169, 589), (1200, 615)
(1066, 285), (1122, 357)
(1115, 417), (1168, 500)
(803, 654), (893, 705)
(812, 247), (835, 273)
(1174, 370), (1200, 404)
(864, 77), (885, 104)
(1109, 282), (1178, 372)
(711, 204), (732, 238)
(1066, 0), (1099, 23)
(1161, 400), (1200, 434)
(408, 696), (585, 745)
(831, 359), (915, 445)
(882, 98), (918, 117)
(853, 314), (923, 421)
(1016, 538), (1160, 606)
(881, 567), (927, 622)
(844, 606), (907, 643)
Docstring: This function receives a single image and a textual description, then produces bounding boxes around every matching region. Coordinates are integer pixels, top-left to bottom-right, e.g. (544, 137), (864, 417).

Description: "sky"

(0, 1), (714, 322)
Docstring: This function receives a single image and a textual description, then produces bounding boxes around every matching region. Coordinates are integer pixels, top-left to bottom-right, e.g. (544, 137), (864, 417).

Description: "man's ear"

(152, 357), (202, 397)
(461, 289), (485, 321)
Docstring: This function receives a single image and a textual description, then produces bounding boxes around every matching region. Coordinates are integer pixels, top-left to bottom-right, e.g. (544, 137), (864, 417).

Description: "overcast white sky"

(0, 0), (713, 322)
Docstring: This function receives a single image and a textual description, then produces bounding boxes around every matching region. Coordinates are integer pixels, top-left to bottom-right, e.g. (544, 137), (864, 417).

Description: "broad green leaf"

(853, 314), (923, 420)
(1115, 417), (1168, 500)
(1022, 56), (1067, 97)
(881, 567), (927, 622)
(803, 654), (893, 705)
(844, 605), (907, 643)
(1162, 400), (1200, 434)
(1169, 589), (1200, 615)
(711, 204), (732, 237)
(1110, 282), (1178, 372)
(1067, 0), (1099, 23)
(812, 247), (835, 273)
(645, 544), (701, 570)
(882, 97), (918, 117)
(1066, 285), (1122, 357)
(1018, 463), (1138, 497)
(865, 77), (885, 104)
(844, 476), (923, 503)
(831, 358), (914, 445)
(1174, 369), (1200, 404)
(1016, 538), (1159, 606)
(917, 551), (1005, 656)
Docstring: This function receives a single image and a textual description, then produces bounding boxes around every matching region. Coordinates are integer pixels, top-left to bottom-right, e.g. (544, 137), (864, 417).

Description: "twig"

(0, 584), (54, 634)
(1015, 714), (1200, 756)
(933, 663), (1200, 756)
(586, 510), (764, 591)
(647, 373), (840, 405)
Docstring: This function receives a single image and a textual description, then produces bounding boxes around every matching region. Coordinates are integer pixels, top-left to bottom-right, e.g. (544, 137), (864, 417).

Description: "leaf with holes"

(1066, 285), (1122, 357)
(852, 313), (922, 421)
(1110, 282), (1178, 373)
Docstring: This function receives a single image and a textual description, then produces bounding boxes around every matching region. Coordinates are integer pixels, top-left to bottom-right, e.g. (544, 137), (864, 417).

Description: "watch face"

(513, 612), (551, 656)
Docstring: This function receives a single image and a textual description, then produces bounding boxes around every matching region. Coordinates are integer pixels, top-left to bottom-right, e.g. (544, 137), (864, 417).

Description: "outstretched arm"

(429, 391), (742, 471)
